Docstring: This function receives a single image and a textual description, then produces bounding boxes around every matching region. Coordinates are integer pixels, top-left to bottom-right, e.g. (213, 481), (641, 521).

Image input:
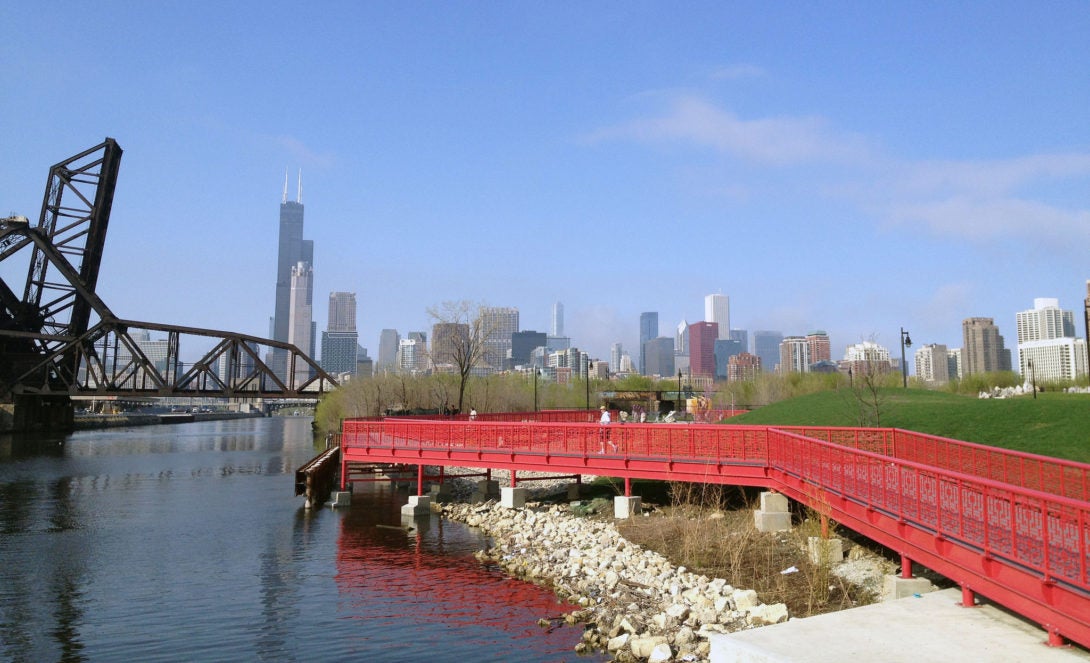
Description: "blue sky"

(3, 2), (1089, 371)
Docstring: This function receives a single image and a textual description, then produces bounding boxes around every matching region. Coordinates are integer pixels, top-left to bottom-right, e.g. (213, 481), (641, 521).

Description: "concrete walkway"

(709, 588), (1090, 663)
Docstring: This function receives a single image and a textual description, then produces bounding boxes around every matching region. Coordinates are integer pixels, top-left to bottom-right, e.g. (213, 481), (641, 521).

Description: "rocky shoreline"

(436, 473), (789, 663)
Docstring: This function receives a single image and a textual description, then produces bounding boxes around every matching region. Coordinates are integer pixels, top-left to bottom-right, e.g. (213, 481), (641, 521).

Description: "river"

(0, 417), (604, 662)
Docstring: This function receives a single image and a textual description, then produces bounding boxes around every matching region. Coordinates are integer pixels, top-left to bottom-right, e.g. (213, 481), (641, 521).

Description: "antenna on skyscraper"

(297, 169), (302, 204)
(282, 168), (288, 204)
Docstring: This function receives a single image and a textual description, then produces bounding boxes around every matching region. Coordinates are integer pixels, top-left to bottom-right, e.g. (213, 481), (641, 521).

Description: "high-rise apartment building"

(704, 294), (730, 340)
(806, 331), (831, 365)
(320, 291), (358, 375)
(727, 352), (760, 382)
(962, 318), (1012, 376)
(729, 329), (748, 352)
(270, 172), (313, 380)
(714, 339), (744, 379)
(753, 331), (783, 374)
(408, 331), (428, 373)
(689, 321), (719, 377)
(552, 301), (564, 337)
(842, 341), (893, 376)
(376, 329), (399, 372)
(480, 306), (519, 372)
(914, 344), (950, 384)
(639, 312), (659, 376)
(1015, 298), (1086, 382)
(947, 348), (963, 381)
(779, 336), (810, 374)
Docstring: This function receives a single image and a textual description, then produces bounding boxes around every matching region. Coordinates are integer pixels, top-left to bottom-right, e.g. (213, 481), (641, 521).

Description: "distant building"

(269, 172), (313, 382)
(287, 262), (314, 385)
(432, 322), (471, 370)
(806, 331), (831, 364)
(753, 330), (783, 374)
(689, 321), (718, 378)
(640, 312), (659, 375)
(610, 342), (623, 374)
(480, 306), (519, 371)
(1016, 298), (1086, 382)
(321, 292), (358, 375)
(705, 294), (730, 340)
(729, 329), (748, 352)
(676, 319), (689, 356)
(915, 344), (950, 385)
(779, 336), (810, 374)
(962, 317), (1012, 375)
(727, 352), (760, 382)
(552, 301), (564, 337)
(714, 339), (744, 379)
(511, 330), (547, 367)
(947, 348), (963, 381)
(376, 329), (399, 371)
(643, 336), (675, 378)
(841, 341), (893, 376)
(408, 331), (428, 373)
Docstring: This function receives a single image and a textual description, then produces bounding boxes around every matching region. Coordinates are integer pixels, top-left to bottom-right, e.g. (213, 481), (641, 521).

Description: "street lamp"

(677, 370), (683, 413)
(1028, 359), (1037, 400)
(585, 362), (592, 410)
(533, 367), (539, 412)
(900, 328), (912, 389)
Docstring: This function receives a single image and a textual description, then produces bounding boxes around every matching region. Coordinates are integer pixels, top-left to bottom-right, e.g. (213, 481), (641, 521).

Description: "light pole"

(1028, 359), (1037, 399)
(533, 368), (539, 412)
(585, 362), (592, 410)
(900, 328), (912, 389)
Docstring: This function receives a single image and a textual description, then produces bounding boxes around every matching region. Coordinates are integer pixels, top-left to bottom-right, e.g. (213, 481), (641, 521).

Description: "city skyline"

(3, 5), (1089, 369)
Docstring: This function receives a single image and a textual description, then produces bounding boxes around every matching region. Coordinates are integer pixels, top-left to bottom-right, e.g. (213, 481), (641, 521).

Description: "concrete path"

(709, 588), (1090, 663)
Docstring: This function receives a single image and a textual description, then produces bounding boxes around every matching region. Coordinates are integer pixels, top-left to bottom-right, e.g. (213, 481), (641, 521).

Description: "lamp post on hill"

(900, 328), (912, 389)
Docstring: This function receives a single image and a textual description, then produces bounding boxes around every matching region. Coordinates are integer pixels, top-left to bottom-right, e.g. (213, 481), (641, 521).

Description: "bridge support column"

(882, 554), (935, 600)
(473, 480), (500, 503)
(614, 495), (641, 519)
(401, 494), (432, 517)
(500, 486), (527, 509)
(753, 491), (792, 533)
(12, 395), (74, 433)
(960, 585), (977, 608)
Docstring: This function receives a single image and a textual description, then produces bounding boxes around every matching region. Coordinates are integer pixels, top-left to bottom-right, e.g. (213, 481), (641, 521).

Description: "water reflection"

(0, 418), (598, 662)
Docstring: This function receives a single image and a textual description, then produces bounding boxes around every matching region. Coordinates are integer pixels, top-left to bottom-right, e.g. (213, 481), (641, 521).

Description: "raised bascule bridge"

(0, 139), (336, 431)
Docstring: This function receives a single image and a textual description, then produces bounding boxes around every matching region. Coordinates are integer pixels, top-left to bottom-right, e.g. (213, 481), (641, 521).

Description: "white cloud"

(589, 96), (872, 166)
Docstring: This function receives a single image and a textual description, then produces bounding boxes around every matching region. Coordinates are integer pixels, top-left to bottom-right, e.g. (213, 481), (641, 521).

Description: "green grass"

(728, 388), (1090, 464)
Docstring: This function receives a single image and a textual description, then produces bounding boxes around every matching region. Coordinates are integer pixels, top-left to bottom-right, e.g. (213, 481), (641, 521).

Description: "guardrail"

(340, 417), (1090, 648)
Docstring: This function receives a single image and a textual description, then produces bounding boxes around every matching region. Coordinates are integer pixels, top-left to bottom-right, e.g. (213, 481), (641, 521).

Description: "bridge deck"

(341, 413), (1090, 650)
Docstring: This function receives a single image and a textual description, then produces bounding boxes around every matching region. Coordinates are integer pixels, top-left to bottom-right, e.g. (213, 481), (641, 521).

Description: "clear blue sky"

(3, 2), (1089, 371)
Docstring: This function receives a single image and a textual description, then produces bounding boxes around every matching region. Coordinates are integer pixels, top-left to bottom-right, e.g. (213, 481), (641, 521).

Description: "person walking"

(598, 406), (616, 453)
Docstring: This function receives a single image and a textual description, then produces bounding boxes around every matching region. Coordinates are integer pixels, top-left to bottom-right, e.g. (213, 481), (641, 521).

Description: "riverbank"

(442, 500), (787, 662)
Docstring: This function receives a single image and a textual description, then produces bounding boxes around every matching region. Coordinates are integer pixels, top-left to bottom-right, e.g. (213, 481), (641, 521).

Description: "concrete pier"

(401, 494), (432, 517)
(500, 487), (527, 509)
(614, 495), (642, 519)
(753, 491), (792, 533)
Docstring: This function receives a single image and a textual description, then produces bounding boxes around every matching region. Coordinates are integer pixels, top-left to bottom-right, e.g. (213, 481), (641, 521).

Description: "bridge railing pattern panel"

(767, 428), (1090, 593)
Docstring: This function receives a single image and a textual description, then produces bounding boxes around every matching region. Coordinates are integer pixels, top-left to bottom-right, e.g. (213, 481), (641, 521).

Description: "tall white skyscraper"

(705, 294), (730, 341)
(287, 261), (313, 384)
(552, 301), (564, 337)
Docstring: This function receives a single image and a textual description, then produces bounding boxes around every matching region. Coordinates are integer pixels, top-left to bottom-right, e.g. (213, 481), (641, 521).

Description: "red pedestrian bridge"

(340, 409), (1090, 649)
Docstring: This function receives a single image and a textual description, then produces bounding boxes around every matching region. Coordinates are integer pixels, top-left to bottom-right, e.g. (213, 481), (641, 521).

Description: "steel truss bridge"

(1, 139), (335, 428)
(341, 412), (1090, 650)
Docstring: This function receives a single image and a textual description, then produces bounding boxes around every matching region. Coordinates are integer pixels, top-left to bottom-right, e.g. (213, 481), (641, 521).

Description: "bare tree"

(427, 300), (491, 414)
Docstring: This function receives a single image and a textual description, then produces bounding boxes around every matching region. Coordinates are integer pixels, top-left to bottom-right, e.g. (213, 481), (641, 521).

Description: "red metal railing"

(340, 417), (1090, 647)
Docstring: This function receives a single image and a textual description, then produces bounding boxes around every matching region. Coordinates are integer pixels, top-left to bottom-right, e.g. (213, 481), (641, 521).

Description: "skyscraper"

(552, 301), (564, 337)
(915, 344), (950, 384)
(753, 330), (783, 374)
(962, 317), (1012, 376)
(480, 306), (519, 372)
(639, 312), (659, 376)
(270, 171), (313, 380)
(321, 292), (358, 375)
(610, 342), (623, 374)
(806, 331), (831, 365)
(688, 321), (718, 377)
(376, 329), (399, 372)
(287, 262), (314, 384)
(705, 294), (730, 341)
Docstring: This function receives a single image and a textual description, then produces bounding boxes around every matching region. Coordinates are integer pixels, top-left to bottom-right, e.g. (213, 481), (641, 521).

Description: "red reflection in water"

(334, 502), (592, 657)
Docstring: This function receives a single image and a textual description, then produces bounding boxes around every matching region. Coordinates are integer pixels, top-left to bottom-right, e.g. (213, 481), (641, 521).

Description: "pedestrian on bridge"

(598, 406), (616, 454)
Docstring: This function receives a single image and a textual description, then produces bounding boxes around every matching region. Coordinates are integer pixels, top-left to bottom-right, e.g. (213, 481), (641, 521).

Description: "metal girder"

(1, 139), (337, 402)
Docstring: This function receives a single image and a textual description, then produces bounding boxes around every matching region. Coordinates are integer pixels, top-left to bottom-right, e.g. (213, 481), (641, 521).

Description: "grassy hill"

(727, 388), (1090, 464)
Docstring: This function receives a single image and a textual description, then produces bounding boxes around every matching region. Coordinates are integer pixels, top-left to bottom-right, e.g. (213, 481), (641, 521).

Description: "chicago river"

(0, 417), (600, 662)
